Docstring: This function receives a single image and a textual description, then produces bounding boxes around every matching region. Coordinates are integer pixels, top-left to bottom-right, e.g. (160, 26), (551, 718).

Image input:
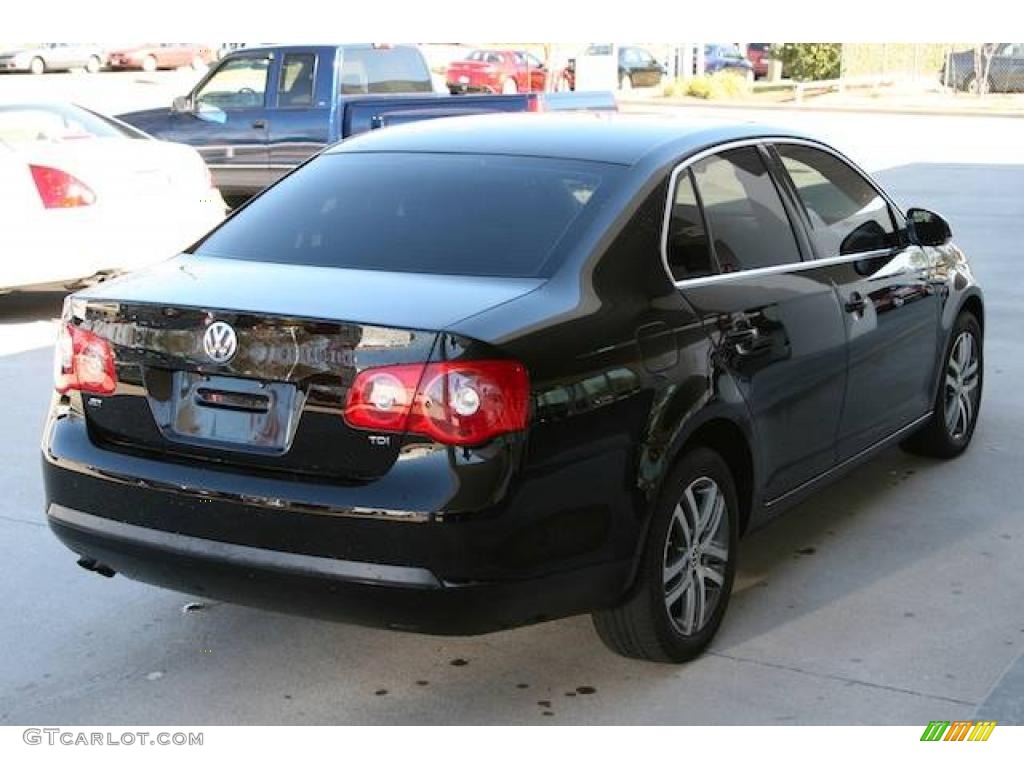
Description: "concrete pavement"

(1, 88), (1023, 724)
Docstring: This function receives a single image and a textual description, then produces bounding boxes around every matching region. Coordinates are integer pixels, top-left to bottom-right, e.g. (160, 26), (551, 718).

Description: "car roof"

(232, 43), (420, 57)
(329, 112), (815, 167)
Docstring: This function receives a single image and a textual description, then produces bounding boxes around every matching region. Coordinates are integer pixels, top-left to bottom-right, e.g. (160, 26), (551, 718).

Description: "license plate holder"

(162, 372), (304, 453)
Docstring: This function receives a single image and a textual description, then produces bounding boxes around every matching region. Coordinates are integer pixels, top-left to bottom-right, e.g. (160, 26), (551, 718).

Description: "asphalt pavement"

(1, 75), (1022, 724)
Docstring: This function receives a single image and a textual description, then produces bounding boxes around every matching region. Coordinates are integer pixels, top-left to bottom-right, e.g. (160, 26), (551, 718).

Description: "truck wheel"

(29, 57), (45, 75)
(85, 55), (101, 74)
(501, 77), (518, 94)
(142, 55), (158, 73)
(592, 446), (738, 662)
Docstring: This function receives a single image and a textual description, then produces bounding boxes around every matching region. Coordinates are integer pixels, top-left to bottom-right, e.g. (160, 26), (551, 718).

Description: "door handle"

(844, 292), (866, 314)
(251, 119), (267, 130)
(724, 325), (765, 356)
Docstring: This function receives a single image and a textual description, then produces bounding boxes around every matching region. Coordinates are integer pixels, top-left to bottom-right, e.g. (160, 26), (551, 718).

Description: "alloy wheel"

(662, 476), (729, 635)
(945, 330), (980, 440)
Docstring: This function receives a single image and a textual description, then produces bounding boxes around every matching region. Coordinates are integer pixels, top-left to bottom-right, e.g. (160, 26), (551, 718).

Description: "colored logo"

(920, 720), (996, 741)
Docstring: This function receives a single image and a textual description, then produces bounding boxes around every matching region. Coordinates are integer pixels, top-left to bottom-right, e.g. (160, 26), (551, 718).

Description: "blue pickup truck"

(118, 44), (616, 204)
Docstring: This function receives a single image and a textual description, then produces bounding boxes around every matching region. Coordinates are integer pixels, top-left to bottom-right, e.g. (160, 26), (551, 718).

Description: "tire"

(501, 77), (518, 94)
(901, 311), (982, 459)
(619, 72), (633, 91)
(85, 55), (101, 74)
(142, 55), (158, 73)
(961, 72), (992, 95)
(592, 446), (739, 662)
(29, 57), (45, 75)
(191, 56), (206, 71)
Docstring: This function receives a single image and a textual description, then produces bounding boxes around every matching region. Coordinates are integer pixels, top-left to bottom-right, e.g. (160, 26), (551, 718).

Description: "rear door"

(771, 142), (941, 460)
(670, 144), (848, 500)
(267, 50), (329, 186)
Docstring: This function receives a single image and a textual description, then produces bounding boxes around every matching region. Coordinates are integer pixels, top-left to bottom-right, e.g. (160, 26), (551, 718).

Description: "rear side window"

(665, 169), (714, 280)
(691, 147), (801, 273)
(775, 144), (897, 256)
(278, 53), (316, 107)
(194, 153), (622, 278)
(339, 47), (432, 94)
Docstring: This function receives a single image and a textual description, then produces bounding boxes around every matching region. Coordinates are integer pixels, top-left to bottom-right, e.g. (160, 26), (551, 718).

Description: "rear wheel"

(902, 311), (982, 458)
(501, 77), (518, 94)
(191, 55), (207, 71)
(29, 57), (45, 75)
(142, 55), (158, 73)
(592, 446), (738, 662)
(85, 55), (101, 73)
(961, 72), (992, 94)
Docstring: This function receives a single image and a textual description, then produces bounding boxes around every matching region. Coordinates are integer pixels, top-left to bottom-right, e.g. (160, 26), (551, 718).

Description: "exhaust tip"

(76, 556), (116, 578)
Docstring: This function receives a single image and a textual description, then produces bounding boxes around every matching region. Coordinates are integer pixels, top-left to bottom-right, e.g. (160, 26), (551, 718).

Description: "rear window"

(194, 153), (622, 278)
(0, 103), (145, 142)
(339, 47), (433, 94)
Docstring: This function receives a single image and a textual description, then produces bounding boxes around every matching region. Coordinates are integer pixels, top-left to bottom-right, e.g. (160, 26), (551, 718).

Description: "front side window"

(665, 169), (713, 280)
(775, 144), (897, 256)
(195, 55), (270, 110)
(278, 53), (316, 107)
(691, 147), (801, 273)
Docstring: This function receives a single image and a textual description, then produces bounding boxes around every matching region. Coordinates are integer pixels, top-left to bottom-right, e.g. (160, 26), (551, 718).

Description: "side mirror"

(171, 95), (192, 113)
(907, 207), (952, 247)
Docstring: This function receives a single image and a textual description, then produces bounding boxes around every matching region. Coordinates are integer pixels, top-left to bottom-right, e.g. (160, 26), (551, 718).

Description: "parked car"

(117, 44), (616, 204)
(42, 114), (983, 662)
(446, 48), (548, 94)
(107, 43), (214, 72)
(0, 102), (225, 292)
(702, 43), (755, 77)
(746, 43), (771, 79)
(0, 44), (105, 75)
(942, 43), (1024, 92)
(582, 44), (666, 90)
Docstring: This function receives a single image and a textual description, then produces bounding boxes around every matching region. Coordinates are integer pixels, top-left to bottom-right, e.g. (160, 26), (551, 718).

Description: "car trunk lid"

(71, 254), (543, 480)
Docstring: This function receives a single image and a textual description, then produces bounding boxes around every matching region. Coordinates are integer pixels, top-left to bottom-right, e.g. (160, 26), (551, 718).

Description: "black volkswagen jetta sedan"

(43, 113), (984, 662)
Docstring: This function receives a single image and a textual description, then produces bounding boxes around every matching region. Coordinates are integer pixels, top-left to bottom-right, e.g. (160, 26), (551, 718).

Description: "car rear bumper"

(42, 410), (634, 634)
(48, 502), (627, 634)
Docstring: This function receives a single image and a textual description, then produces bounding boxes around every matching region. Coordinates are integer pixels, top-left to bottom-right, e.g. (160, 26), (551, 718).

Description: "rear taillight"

(344, 360), (529, 446)
(30, 165), (96, 208)
(54, 323), (117, 395)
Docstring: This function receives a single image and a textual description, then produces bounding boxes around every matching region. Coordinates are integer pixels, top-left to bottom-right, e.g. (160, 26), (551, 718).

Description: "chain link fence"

(840, 43), (1023, 95)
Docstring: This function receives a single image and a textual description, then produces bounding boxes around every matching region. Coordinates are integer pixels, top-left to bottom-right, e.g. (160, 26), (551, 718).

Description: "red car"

(107, 43), (215, 72)
(446, 49), (549, 94)
(746, 43), (771, 79)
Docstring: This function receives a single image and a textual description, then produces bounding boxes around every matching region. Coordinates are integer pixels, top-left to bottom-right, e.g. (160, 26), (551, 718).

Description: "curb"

(617, 97), (1024, 120)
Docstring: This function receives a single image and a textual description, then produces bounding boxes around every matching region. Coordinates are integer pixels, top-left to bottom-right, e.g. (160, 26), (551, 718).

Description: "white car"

(0, 102), (226, 293)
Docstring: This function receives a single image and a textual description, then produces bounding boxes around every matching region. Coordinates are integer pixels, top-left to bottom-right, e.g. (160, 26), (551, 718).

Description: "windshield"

(194, 152), (624, 278)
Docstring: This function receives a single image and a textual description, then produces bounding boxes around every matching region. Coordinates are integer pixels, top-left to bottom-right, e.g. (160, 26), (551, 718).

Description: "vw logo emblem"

(203, 321), (238, 364)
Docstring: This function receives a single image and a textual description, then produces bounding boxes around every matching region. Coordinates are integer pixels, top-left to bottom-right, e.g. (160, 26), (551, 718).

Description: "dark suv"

(43, 114), (983, 662)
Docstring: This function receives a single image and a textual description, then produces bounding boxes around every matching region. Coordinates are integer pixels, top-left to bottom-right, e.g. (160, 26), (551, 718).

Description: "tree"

(972, 43), (998, 95)
(769, 43), (841, 82)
